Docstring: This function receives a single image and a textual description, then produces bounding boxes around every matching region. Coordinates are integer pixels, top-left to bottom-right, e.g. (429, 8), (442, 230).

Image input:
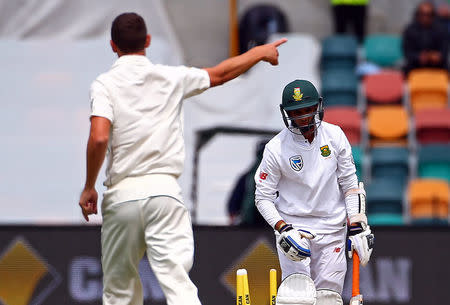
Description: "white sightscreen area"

(0, 0), (320, 224)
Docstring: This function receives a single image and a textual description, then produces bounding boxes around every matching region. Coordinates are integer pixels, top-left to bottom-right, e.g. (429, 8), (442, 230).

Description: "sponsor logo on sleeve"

(259, 172), (268, 180)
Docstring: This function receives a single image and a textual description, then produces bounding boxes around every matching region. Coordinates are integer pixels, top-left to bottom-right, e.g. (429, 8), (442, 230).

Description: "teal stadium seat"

(366, 179), (404, 215)
(364, 34), (402, 67)
(321, 70), (358, 106)
(368, 213), (404, 226)
(321, 35), (358, 71)
(411, 218), (449, 226)
(352, 146), (363, 180)
(418, 144), (450, 182)
(370, 147), (409, 184)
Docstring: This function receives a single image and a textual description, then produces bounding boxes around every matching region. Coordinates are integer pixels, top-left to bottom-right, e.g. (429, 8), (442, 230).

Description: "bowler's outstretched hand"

(261, 38), (288, 65)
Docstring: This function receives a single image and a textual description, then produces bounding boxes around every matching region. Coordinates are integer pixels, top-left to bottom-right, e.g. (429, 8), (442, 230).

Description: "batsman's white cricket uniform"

(90, 55), (210, 305)
(255, 122), (358, 294)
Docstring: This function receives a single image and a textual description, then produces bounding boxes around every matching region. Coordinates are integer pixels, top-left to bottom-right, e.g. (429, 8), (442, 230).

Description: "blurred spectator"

(433, 0), (450, 40)
(330, 0), (370, 44)
(239, 4), (289, 54)
(402, 1), (448, 74)
(227, 139), (269, 226)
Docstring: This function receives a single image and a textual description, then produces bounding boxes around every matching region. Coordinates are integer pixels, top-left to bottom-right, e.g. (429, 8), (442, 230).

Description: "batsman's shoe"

(316, 290), (343, 305)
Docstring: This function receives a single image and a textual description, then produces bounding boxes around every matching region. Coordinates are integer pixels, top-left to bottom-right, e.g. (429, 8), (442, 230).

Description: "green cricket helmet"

(279, 79), (324, 136)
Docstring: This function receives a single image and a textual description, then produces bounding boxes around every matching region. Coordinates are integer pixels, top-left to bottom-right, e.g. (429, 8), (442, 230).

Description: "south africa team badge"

(292, 87), (303, 101)
(289, 155), (303, 171)
(320, 145), (331, 157)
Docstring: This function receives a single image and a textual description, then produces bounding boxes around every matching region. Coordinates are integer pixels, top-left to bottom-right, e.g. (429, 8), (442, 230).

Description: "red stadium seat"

(323, 106), (362, 144)
(414, 108), (450, 144)
(364, 70), (404, 105)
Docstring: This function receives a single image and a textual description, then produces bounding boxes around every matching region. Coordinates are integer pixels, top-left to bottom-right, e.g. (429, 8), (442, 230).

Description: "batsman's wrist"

(274, 220), (287, 232)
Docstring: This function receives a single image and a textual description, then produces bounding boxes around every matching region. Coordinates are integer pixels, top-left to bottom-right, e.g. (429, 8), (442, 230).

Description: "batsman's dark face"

(288, 105), (317, 127)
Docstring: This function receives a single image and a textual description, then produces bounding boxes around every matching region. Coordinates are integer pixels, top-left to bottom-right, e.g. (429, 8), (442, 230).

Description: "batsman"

(255, 80), (374, 305)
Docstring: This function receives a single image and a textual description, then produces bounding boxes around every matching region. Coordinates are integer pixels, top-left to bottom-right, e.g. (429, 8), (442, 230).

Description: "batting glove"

(347, 224), (375, 266)
(277, 224), (316, 262)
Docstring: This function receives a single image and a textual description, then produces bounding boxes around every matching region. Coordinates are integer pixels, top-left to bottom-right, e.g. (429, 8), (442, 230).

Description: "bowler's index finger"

(272, 38), (288, 47)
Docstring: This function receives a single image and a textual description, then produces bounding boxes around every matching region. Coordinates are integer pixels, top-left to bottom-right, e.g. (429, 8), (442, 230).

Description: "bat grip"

(352, 252), (360, 297)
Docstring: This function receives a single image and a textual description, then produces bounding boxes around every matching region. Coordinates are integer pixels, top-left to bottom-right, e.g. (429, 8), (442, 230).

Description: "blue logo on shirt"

(289, 155), (303, 171)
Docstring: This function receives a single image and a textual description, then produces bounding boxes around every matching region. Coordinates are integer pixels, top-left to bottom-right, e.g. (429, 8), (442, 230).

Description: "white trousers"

(101, 196), (202, 305)
(276, 228), (347, 294)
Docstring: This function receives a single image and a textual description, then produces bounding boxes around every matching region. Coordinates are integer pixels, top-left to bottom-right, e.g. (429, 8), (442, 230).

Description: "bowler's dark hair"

(111, 12), (147, 53)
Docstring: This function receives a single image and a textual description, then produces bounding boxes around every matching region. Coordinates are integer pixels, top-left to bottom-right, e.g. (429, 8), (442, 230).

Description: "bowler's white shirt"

(90, 55), (210, 204)
(255, 122), (358, 233)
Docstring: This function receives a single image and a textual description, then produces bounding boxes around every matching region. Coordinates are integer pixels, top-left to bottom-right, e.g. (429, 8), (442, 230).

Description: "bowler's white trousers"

(101, 195), (202, 305)
(276, 227), (347, 295)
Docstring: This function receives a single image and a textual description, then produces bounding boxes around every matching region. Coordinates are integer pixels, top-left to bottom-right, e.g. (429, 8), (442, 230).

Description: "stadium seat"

(367, 105), (409, 146)
(408, 179), (449, 223)
(363, 34), (402, 67)
(368, 213), (404, 226)
(363, 70), (404, 105)
(414, 108), (450, 144)
(418, 144), (450, 182)
(366, 179), (404, 215)
(321, 70), (358, 106)
(321, 35), (358, 71)
(408, 69), (448, 113)
(352, 146), (363, 180)
(370, 147), (410, 184)
(409, 218), (449, 226)
(323, 107), (361, 144)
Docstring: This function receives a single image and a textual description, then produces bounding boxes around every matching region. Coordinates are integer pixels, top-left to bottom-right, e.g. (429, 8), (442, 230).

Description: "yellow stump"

(242, 269), (251, 305)
(269, 269), (277, 305)
(236, 269), (244, 305)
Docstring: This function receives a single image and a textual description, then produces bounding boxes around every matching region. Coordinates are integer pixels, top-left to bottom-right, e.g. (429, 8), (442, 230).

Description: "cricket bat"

(350, 253), (363, 305)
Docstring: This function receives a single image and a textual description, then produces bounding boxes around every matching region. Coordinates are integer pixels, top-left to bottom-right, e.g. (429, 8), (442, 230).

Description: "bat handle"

(352, 252), (360, 297)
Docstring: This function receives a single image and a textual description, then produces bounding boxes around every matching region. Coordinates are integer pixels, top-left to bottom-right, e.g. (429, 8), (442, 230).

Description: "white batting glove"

(277, 224), (316, 262)
(347, 224), (375, 266)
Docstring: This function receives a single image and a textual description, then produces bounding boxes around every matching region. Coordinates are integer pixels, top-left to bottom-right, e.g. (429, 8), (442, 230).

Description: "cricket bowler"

(255, 80), (374, 305)
(78, 12), (286, 305)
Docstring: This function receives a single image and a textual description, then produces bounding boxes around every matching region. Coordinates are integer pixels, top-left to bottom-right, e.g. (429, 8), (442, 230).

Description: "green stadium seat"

(370, 147), (409, 184)
(364, 34), (402, 67)
(321, 35), (358, 71)
(321, 70), (358, 106)
(418, 144), (450, 182)
(368, 213), (404, 226)
(366, 179), (404, 215)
